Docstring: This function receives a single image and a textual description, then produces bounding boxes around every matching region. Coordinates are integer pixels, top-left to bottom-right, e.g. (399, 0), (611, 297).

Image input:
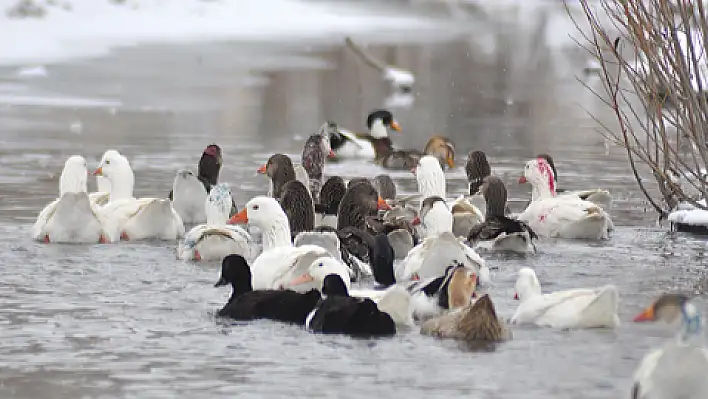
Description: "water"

(0, 2), (707, 398)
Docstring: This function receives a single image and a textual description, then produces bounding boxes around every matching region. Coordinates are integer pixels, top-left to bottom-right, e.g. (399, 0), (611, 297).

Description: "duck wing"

(308, 296), (363, 333)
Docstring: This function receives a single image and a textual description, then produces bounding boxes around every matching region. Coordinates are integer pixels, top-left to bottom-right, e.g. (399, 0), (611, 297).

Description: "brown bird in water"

(424, 135), (456, 170)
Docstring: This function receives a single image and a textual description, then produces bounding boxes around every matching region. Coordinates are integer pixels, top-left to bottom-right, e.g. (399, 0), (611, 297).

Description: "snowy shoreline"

(0, 0), (450, 67)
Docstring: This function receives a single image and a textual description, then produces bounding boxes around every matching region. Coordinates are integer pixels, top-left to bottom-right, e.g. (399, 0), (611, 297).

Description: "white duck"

(413, 156), (483, 238)
(88, 149), (118, 207)
(399, 197), (490, 285)
(517, 157), (612, 240)
(287, 256), (414, 326)
(177, 183), (253, 262)
(533, 153), (613, 213)
(510, 267), (619, 329)
(171, 169), (208, 225)
(32, 155), (107, 244)
(631, 294), (708, 399)
(227, 196), (332, 291)
(93, 152), (185, 242)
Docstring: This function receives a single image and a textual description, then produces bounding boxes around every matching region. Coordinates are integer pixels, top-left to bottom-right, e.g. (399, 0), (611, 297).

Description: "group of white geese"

(32, 109), (707, 398)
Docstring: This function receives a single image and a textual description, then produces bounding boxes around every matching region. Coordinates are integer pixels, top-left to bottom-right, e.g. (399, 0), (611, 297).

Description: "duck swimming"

(227, 196), (332, 291)
(305, 274), (396, 338)
(93, 151), (185, 242)
(214, 254), (322, 325)
(407, 263), (478, 322)
(467, 176), (537, 254)
(420, 294), (510, 345)
(517, 157), (612, 240)
(177, 183), (253, 262)
(33, 155), (107, 244)
(511, 267), (619, 329)
(337, 180), (391, 230)
(328, 110), (401, 161)
(259, 153), (297, 199)
(631, 293), (708, 399)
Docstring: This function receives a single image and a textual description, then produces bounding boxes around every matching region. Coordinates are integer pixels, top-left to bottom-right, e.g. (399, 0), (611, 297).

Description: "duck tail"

(376, 286), (414, 326)
(579, 285), (620, 328)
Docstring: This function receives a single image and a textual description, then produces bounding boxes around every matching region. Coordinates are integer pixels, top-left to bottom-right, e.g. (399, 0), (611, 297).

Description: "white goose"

(517, 157), (612, 240)
(510, 267), (619, 329)
(93, 152), (185, 242)
(413, 155), (483, 238)
(177, 183), (253, 262)
(32, 155), (107, 244)
(399, 196), (490, 285)
(88, 149), (118, 207)
(631, 294), (708, 399)
(227, 196), (332, 291)
(287, 256), (414, 326)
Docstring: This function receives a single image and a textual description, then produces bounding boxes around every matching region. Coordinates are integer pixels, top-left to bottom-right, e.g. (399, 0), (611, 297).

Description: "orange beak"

(328, 150), (336, 159)
(633, 305), (656, 322)
(377, 196), (391, 210)
(411, 216), (421, 226)
(257, 164), (267, 174)
(446, 157), (455, 169)
(287, 273), (314, 287)
(93, 167), (103, 176)
(227, 208), (248, 225)
(518, 176), (528, 184)
(513, 293), (519, 300)
(390, 120), (401, 131)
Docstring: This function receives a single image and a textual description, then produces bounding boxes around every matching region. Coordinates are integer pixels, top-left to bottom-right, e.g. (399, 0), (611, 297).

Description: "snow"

(0, 0), (443, 67)
(669, 199), (708, 226)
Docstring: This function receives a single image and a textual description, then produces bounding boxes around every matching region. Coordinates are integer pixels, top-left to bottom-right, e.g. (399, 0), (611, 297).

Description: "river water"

(0, 1), (706, 398)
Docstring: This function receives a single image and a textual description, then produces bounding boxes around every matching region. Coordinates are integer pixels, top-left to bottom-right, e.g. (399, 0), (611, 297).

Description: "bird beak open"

(411, 216), (421, 226)
(93, 167), (103, 176)
(227, 209), (248, 225)
(390, 121), (401, 131)
(257, 164), (267, 174)
(328, 149), (336, 159)
(513, 293), (519, 300)
(518, 176), (528, 184)
(288, 273), (314, 287)
(377, 196), (391, 210)
(446, 157), (455, 169)
(633, 305), (656, 322)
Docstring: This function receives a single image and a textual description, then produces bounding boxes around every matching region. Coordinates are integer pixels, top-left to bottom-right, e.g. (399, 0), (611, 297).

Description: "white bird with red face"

(517, 157), (612, 240)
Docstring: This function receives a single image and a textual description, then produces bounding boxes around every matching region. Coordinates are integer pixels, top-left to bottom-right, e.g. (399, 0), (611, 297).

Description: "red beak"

(513, 293), (519, 300)
(411, 216), (421, 226)
(518, 176), (527, 184)
(410, 166), (417, 175)
(257, 164), (267, 174)
(328, 150), (336, 159)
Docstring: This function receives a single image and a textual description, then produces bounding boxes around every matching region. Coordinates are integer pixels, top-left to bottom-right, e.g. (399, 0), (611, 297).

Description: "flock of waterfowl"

(32, 109), (707, 398)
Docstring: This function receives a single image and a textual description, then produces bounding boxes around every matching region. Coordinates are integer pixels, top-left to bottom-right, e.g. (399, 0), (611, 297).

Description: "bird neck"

(260, 216), (293, 250)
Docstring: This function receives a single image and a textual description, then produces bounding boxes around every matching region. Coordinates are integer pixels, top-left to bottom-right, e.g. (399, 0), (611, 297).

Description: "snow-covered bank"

(0, 0), (445, 67)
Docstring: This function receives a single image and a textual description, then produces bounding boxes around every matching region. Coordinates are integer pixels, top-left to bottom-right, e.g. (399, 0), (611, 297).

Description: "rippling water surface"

(0, 3), (707, 398)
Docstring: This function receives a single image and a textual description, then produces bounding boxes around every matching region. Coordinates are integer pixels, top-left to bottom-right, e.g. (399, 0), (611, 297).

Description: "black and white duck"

(328, 110), (401, 161)
(213, 254), (322, 325)
(467, 176), (537, 254)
